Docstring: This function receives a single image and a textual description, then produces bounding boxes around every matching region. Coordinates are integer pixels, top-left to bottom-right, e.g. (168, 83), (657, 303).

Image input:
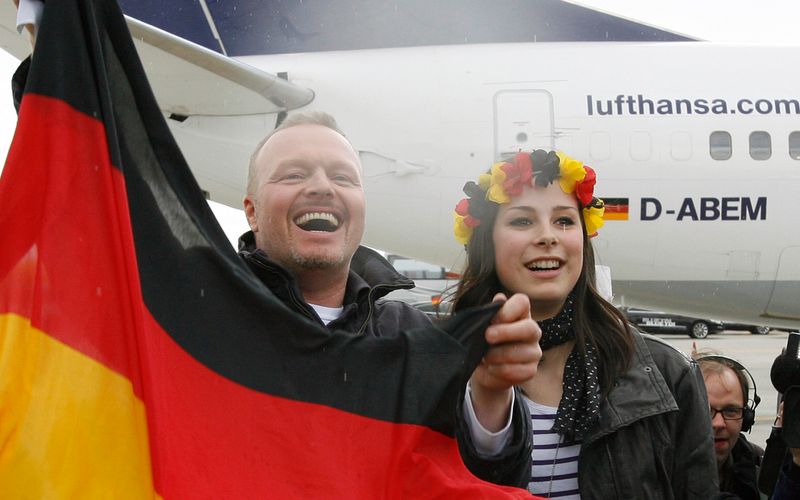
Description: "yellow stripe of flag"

(0, 313), (158, 498)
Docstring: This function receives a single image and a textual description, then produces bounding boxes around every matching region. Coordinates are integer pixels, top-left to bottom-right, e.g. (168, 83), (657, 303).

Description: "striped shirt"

(523, 396), (582, 499)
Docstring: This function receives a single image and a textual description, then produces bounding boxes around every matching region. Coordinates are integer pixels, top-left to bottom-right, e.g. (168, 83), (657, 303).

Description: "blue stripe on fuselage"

(118, 0), (695, 57)
(119, 0), (220, 52)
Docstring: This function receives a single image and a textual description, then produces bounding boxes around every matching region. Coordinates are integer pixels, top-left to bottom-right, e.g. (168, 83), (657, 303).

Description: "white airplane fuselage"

(167, 42), (800, 327)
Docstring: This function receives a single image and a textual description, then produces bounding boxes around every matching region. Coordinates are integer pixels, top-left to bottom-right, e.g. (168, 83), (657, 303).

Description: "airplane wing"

(124, 17), (313, 117)
(0, 2), (314, 117)
(0, 1), (313, 208)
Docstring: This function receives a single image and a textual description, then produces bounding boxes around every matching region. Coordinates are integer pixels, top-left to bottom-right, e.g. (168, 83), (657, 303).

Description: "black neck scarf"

(538, 293), (601, 441)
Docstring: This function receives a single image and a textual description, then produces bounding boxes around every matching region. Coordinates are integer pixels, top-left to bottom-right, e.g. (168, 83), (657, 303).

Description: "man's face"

(244, 124), (365, 275)
(704, 367), (745, 467)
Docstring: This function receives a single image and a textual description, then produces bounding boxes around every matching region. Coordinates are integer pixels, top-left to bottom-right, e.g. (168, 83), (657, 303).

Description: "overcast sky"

(575, 0), (800, 44)
(1, 1), (798, 243)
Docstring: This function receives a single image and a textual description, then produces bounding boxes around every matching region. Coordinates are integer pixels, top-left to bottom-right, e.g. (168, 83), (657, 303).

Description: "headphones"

(696, 354), (761, 433)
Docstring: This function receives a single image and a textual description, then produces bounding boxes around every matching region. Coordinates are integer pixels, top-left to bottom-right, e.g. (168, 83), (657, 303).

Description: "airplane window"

(709, 131), (732, 160)
(790, 131), (800, 160)
(629, 131), (651, 161)
(590, 131), (612, 161)
(749, 131), (772, 160)
(670, 131), (692, 161)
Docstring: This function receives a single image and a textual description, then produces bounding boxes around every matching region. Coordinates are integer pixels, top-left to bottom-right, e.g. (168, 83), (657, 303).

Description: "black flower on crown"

(462, 181), (491, 220)
(531, 150), (561, 187)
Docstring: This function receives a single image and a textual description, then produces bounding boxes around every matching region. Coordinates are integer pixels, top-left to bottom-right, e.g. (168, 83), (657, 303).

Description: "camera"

(771, 332), (800, 447)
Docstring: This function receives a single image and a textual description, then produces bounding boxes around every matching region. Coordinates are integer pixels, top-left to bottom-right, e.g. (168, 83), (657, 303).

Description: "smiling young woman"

(451, 150), (718, 499)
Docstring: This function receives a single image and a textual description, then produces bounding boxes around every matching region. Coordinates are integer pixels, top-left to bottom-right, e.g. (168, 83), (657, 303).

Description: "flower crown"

(453, 150), (605, 246)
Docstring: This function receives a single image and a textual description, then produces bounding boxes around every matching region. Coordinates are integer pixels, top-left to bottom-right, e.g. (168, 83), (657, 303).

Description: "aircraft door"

(766, 246), (800, 320)
(493, 90), (554, 158)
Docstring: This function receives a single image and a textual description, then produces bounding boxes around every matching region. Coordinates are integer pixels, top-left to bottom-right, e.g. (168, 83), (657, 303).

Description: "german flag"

(0, 1), (530, 497)
(602, 197), (630, 221)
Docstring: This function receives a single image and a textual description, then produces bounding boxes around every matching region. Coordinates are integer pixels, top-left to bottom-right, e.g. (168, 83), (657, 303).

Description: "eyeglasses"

(709, 407), (745, 420)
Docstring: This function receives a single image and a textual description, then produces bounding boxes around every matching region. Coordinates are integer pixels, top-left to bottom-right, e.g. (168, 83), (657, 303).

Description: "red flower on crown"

(575, 166), (597, 207)
(501, 152), (533, 197)
(455, 198), (481, 228)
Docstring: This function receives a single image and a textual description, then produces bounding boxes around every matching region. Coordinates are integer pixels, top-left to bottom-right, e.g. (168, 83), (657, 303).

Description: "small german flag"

(602, 198), (630, 221)
(0, 1), (532, 497)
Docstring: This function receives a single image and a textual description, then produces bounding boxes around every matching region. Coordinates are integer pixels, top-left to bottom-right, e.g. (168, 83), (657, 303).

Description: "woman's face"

(492, 182), (584, 320)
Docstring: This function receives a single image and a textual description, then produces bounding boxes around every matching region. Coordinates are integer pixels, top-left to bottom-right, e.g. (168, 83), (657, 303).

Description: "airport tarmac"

(657, 329), (794, 448)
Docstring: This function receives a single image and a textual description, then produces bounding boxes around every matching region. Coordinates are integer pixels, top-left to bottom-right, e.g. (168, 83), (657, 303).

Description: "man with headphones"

(694, 350), (764, 500)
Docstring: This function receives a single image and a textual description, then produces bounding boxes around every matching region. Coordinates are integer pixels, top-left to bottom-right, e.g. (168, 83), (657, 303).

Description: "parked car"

(618, 307), (724, 339)
(384, 254), (458, 304)
(387, 255), (448, 280)
(720, 322), (772, 335)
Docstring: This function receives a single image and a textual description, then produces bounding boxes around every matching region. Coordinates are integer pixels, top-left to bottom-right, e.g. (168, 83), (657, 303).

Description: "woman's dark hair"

(451, 192), (635, 395)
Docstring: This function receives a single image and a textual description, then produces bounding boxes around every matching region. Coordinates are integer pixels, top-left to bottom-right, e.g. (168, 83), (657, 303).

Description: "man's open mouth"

(294, 212), (340, 232)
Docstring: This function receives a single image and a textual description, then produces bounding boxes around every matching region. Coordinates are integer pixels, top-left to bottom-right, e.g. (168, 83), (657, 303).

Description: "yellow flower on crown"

(453, 215), (473, 246)
(453, 197), (483, 246)
(556, 151), (586, 195)
(583, 203), (605, 237)
(483, 162), (510, 204)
